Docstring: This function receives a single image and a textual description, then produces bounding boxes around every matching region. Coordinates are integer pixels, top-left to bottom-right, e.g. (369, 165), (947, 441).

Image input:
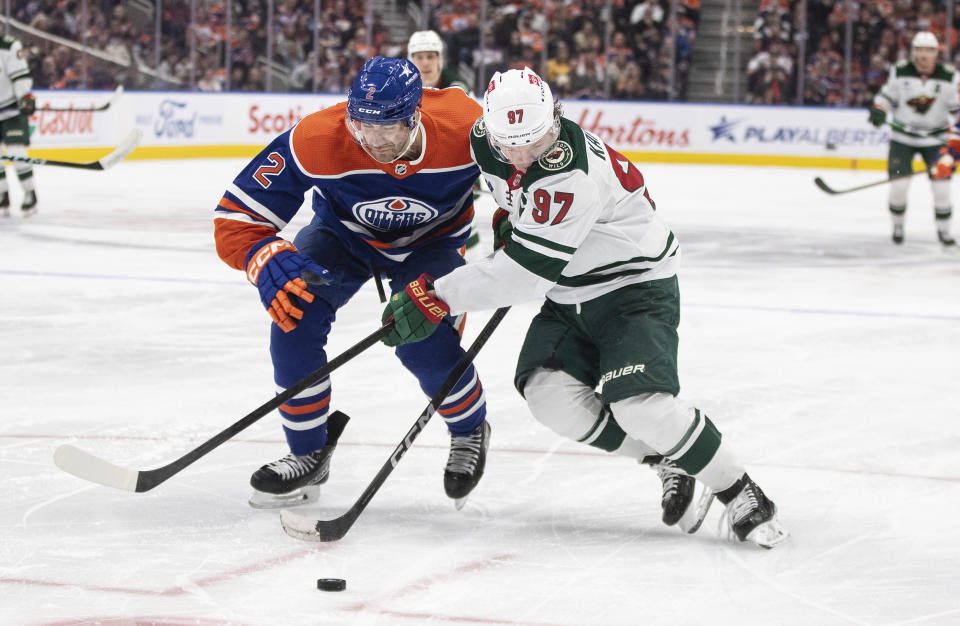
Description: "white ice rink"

(1, 156), (958, 626)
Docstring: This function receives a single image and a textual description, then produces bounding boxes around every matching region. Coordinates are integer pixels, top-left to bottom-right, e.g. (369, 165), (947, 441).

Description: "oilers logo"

(352, 197), (439, 231)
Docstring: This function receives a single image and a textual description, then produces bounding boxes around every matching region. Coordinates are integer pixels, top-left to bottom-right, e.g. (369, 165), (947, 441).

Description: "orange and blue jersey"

(214, 89), (482, 270)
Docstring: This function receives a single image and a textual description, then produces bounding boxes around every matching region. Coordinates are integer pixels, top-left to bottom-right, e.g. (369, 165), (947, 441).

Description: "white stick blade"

(53, 444), (140, 491)
(98, 128), (143, 170)
(279, 509), (325, 542)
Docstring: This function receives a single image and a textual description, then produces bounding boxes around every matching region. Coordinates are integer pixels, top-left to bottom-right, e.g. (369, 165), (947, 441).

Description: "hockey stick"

(1, 128), (142, 170)
(814, 169), (926, 195)
(54, 323), (393, 492)
(37, 85), (124, 113)
(886, 120), (949, 140)
(281, 306), (510, 542)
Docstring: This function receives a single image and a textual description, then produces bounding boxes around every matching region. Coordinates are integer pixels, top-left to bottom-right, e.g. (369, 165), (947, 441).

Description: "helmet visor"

(486, 120), (560, 168)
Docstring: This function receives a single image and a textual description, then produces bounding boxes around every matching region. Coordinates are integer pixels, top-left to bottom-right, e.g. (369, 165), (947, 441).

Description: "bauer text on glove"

(381, 274), (450, 347)
(245, 236), (330, 333)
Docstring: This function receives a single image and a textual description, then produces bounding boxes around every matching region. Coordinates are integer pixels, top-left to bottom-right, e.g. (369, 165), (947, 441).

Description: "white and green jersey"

(0, 36), (32, 122)
(434, 116), (680, 314)
(874, 60), (960, 147)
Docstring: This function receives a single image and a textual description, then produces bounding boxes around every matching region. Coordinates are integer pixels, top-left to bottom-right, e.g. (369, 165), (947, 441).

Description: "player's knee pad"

(524, 368), (602, 440)
(609, 392), (693, 452)
(932, 178), (952, 209)
(888, 177), (911, 207)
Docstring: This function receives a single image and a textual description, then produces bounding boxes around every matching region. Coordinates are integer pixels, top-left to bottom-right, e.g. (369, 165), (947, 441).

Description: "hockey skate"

(0, 192), (9, 218)
(20, 190), (37, 217)
(248, 411), (349, 509)
(719, 474), (788, 549)
(444, 420), (490, 510)
(892, 224), (904, 244)
(644, 456), (714, 534)
(938, 230), (956, 246)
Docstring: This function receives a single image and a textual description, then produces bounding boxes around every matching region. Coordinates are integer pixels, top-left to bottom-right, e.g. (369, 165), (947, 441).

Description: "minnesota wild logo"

(472, 117), (486, 138)
(538, 140), (573, 171)
(907, 95), (936, 114)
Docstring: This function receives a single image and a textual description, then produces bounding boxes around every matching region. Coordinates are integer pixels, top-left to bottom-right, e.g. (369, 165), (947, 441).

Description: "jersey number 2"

(253, 152), (286, 188)
(531, 190), (574, 224)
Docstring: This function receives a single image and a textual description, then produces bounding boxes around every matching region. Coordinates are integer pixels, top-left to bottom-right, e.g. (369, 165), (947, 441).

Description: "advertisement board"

(28, 90), (891, 170)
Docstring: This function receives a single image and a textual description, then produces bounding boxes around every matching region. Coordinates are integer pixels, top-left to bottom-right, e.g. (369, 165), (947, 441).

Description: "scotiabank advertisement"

(29, 90), (890, 167)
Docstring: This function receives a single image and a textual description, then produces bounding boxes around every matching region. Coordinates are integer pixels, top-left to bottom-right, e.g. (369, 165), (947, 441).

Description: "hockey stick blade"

(39, 85), (124, 113)
(814, 169), (925, 195)
(1, 128), (142, 170)
(281, 306), (510, 543)
(53, 323), (392, 492)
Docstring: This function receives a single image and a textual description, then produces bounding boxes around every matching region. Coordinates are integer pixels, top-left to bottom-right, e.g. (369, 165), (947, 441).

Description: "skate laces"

(719, 482), (762, 540)
(655, 462), (685, 501)
(446, 428), (483, 475)
(266, 453), (319, 480)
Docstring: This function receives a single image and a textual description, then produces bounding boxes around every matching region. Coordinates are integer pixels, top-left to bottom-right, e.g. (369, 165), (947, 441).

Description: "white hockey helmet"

(408, 30), (445, 68)
(912, 31), (939, 51)
(483, 67), (560, 163)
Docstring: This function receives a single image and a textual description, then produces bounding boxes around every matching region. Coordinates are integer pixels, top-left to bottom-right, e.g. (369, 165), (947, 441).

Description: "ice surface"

(1, 158), (958, 625)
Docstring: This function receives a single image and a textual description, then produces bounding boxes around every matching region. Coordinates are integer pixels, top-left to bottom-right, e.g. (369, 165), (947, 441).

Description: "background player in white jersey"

(869, 31), (958, 246)
(381, 68), (788, 548)
(407, 30), (472, 93)
(0, 34), (38, 218)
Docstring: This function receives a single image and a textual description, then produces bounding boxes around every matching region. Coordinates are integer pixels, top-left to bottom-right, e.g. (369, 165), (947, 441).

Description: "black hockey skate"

(444, 421), (490, 510)
(938, 230), (956, 246)
(892, 224), (904, 244)
(643, 456), (713, 534)
(717, 474), (788, 549)
(21, 190), (37, 217)
(248, 410), (349, 509)
(0, 192), (9, 218)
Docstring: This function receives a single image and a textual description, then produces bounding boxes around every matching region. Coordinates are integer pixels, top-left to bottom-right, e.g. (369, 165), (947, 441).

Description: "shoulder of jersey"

(422, 89), (481, 133)
(290, 102), (375, 176)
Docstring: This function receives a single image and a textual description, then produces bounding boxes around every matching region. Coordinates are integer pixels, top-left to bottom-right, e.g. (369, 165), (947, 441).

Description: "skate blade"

(678, 487), (714, 534)
(454, 496), (469, 510)
(248, 485), (319, 510)
(745, 517), (789, 549)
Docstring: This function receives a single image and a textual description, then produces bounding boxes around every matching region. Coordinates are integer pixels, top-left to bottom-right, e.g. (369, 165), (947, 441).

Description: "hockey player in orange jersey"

(214, 56), (491, 509)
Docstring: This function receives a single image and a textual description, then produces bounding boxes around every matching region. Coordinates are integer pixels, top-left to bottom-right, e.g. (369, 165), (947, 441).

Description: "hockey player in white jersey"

(869, 31), (957, 246)
(381, 68), (788, 548)
(0, 34), (37, 218)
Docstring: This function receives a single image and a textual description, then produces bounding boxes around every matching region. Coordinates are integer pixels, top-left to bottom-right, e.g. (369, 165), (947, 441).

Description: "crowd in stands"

(747, 0), (960, 106)
(22, 0), (958, 106)
(10, 0), (700, 100)
(428, 0), (700, 99)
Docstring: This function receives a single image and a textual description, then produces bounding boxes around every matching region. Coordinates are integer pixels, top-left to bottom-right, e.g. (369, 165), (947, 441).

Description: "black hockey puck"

(317, 578), (346, 592)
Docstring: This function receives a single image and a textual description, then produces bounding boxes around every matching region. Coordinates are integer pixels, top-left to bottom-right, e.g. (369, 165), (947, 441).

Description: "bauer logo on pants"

(352, 197), (439, 232)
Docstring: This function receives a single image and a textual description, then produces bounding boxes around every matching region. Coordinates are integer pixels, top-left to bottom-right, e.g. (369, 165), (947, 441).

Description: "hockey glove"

(868, 105), (886, 128)
(492, 207), (513, 251)
(931, 146), (957, 179)
(245, 236), (331, 333)
(19, 93), (36, 116)
(381, 273), (450, 347)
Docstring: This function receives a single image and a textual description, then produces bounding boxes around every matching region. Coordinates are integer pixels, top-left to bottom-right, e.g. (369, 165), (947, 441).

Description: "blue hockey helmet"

(347, 56), (423, 129)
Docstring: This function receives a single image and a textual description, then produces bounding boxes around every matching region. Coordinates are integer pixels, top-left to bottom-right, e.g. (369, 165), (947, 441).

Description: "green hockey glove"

(868, 105), (886, 128)
(492, 207), (513, 251)
(381, 274), (450, 347)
